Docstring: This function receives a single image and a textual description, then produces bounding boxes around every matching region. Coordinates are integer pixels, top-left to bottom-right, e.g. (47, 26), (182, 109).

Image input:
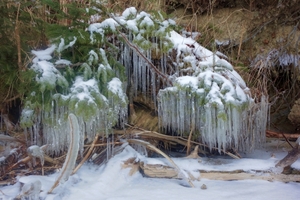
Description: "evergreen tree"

(0, 1), (49, 112)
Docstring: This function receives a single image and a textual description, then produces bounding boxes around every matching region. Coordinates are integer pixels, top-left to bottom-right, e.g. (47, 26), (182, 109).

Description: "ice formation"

(251, 49), (300, 70)
(21, 7), (268, 155)
(49, 113), (80, 192)
(88, 7), (175, 106)
(157, 31), (268, 152)
(21, 42), (127, 155)
(27, 145), (45, 167)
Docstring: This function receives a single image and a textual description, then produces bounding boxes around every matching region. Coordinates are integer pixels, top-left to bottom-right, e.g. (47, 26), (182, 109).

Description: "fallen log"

(266, 130), (300, 140)
(133, 162), (300, 183)
(200, 171), (300, 182)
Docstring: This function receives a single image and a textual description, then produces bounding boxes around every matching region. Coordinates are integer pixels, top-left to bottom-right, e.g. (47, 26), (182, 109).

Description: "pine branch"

(116, 30), (173, 86)
(97, 3), (173, 86)
(55, 62), (83, 69)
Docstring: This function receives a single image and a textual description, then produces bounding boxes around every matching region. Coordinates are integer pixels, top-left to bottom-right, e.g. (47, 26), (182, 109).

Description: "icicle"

(133, 52), (138, 96)
(142, 52), (147, 96)
(151, 69), (156, 108)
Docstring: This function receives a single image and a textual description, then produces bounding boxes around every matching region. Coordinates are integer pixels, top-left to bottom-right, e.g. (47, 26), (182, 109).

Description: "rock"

(201, 184), (207, 190)
(288, 98), (300, 126)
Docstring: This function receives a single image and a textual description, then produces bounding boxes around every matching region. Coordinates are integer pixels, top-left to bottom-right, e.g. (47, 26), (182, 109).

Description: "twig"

(3, 94), (21, 103)
(266, 130), (299, 146)
(72, 135), (99, 175)
(15, 3), (23, 70)
(83, 142), (123, 147)
(0, 189), (6, 195)
(237, 24), (245, 61)
(186, 124), (194, 156)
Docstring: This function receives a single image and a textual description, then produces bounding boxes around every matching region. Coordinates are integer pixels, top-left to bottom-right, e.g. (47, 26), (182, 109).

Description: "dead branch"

(276, 137), (300, 168)
(72, 135), (99, 175)
(118, 125), (241, 159)
(266, 130), (300, 140)
(186, 124), (194, 156)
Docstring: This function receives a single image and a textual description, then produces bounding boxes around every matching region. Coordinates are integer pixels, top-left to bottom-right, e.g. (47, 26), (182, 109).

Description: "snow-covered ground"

(1, 140), (300, 200)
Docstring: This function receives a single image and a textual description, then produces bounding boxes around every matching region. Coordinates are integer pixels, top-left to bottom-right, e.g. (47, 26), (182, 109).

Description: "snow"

(20, 180), (41, 200)
(107, 77), (126, 102)
(71, 77), (101, 102)
(30, 60), (68, 92)
(122, 7), (137, 19)
(27, 145), (45, 166)
(91, 18), (118, 32)
(55, 59), (71, 66)
(31, 45), (56, 62)
(175, 76), (199, 90)
(1, 144), (300, 200)
(57, 37), (77, 54)
(126, 20), (138, 32)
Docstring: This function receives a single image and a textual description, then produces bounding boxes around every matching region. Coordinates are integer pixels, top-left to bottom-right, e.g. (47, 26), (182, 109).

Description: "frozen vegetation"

(0, 4), (297, 200)
(158, 31), (268, 152)
(19, 6), (268, 156)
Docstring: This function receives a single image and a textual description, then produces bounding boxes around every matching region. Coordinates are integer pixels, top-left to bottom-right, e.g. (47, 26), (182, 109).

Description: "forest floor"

(1, 138), (300, 200)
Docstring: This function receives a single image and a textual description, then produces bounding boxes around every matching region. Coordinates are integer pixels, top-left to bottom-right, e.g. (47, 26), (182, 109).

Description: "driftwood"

(276, 137), (300, 168)
(134, 162), (300, 182)
(200, 171), (300, 182)
(127, 139), (195, 187)
(140, 162), (181, 179)
(123, 144), (300, 183)
(123, 146), (201, 180)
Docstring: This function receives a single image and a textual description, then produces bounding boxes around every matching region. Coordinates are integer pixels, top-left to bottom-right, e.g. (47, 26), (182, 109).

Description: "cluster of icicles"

(25, 7), (269, 154)
(158, 88), (268, 152)
(119, 21), (269, 152)
(26, 92), (126, 155)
